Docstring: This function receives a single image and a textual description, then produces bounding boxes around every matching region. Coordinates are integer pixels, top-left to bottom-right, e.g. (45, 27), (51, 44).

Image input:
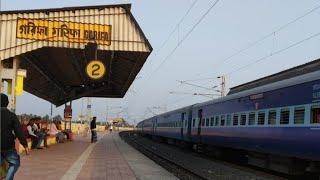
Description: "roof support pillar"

(0, 56), (20, 112)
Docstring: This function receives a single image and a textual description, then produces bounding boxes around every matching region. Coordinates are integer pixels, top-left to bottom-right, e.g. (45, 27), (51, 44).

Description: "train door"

(187, 108), (193, 140)
(197, 109), (203, 138)
(180, 112), (185, 139)
(153, 118), (157, 135)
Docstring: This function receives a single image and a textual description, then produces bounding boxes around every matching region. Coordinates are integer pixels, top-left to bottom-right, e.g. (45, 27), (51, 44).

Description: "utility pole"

(50, 103), (53, 121)
(86, 97), (92, 123)
(217, 75), (226, 97)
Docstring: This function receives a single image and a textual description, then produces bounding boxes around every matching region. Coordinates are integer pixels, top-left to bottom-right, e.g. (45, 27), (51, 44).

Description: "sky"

(1, 0), (320, 125)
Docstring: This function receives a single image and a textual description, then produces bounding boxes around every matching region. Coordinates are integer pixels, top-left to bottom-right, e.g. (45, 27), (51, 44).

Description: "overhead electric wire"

(210, 3), (320, 72)
(226, 30), (320, 76)
(148, 0), (220, 78)
(157, 0), (199, 51)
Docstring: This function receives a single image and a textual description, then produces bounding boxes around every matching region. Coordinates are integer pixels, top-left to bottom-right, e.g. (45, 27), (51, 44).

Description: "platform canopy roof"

(228, 58), (320, 95)
(0, 4), (152, 106)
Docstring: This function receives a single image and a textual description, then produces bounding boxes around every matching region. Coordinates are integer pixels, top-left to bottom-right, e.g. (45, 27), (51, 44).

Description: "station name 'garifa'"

(16, 18), (112, 45)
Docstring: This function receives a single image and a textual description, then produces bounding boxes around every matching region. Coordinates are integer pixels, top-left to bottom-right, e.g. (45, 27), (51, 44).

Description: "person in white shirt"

(27, 119), (44, 149)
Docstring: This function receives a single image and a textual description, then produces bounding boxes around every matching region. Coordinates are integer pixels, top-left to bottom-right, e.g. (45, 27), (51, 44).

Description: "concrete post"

(0, 60), (3, 93)
(10, 56), (19, 112)
(0, 56), (20, 112)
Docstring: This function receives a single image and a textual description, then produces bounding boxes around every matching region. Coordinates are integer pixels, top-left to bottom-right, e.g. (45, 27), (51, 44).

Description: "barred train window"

(258, 112), (265, 125)
(206, 118), (210, 127)
(311, 105), (320, 124)
(201, 118), (205, 127)
(226, 115), (231, 126)
(210, 117), (214, 126)
(248, 113), (255, 125)
(221, 115), (225, 126)
(294, 107), (305, 124)
(233, 114), (239, 126)
(240, 114), (247, 125)
(280, 109), (290, 124)
(268, 110), (276, 125)
(215, 116), (219, 126)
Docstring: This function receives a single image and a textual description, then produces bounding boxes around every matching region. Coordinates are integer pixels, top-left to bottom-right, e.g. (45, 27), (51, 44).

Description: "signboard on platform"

(64, 105), (72, 119)
(16, 18), (112, 45)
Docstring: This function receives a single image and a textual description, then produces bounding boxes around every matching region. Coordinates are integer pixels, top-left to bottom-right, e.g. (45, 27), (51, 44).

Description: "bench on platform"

(15, 135), (58, 154)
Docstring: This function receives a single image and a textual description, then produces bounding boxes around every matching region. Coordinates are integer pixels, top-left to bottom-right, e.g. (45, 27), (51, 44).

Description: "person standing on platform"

(90, 117), (97, 143)
(1, 93), (29, 180)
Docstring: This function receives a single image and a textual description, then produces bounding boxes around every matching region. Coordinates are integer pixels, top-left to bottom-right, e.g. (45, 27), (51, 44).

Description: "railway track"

(119, 131), (286, 180)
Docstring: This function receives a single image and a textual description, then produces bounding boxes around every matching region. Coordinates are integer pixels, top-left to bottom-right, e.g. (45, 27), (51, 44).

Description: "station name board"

(16, 18), (112, 45)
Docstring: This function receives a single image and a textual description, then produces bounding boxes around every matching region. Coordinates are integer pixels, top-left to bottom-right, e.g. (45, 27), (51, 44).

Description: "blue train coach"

(137, 59), (320, 175)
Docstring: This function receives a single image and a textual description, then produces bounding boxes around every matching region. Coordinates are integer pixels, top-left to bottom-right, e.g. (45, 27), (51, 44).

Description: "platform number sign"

(86, 60), (106, 80)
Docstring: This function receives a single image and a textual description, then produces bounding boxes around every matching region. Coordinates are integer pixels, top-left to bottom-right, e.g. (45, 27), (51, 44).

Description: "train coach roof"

(228, 58), (320, 95)
(194, 68), (320, 108)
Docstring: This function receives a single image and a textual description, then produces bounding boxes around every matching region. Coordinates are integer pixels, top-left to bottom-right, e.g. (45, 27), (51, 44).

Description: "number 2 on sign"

(86, 60), (106, 80)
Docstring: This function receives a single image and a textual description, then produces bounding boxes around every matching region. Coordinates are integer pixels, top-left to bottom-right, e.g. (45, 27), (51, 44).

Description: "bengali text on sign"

(16, 18), (112, 45)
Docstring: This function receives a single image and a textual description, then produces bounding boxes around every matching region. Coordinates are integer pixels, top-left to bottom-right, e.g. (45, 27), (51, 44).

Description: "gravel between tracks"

(120, 131), (286, 180)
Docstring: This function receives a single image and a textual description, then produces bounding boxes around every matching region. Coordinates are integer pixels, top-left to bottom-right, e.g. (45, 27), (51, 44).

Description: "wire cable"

(211, 3), (320, 72)
(157, 0), (199, 51)
(148, 0), (220, 78)
(226, 30), (320, 76)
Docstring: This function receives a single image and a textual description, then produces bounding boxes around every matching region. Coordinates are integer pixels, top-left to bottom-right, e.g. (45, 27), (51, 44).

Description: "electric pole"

(217, 75), (226, 97)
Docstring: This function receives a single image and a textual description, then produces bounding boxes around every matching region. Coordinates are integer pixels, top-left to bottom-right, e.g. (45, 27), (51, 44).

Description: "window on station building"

(268, 110), (276, 125)
(294, 107), (305, 124)
(311, 105), (320, 124)
(240, 114), (247, 125)
(280, 109), (290, 124)
(210, 117), (214, 126)
(220, 115), (225, 126)
(257, 112), (265, 125)
(248, 113), (256, 125)
(215, 116), (220, 126)
(233, 114), (239, 126)
(206, 118), (210, 127)
(226, 114), (231, 126)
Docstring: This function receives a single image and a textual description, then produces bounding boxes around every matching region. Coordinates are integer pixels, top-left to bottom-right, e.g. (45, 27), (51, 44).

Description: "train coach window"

(201, 118), (205, 127)
(210, 117), (214, 126)
(206, 118), (210, 127)
(221, 115), (225, 126)
(233, 114), (239, 126)
(226, 115), (231, 126)
(311, 105), (320, 124)
(192, 119), (195, 127)
(258, 112), (265, 125)
(215, 116), (220, 126)
(294, 107), (305, 124)
(240, 114), (247, 125)
(248, 113), (255, 125)
(268, 110), (276, 125)
(280, 109), (290, 124)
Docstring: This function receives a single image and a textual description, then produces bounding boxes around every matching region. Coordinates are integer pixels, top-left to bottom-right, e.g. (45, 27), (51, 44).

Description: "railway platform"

(14, 132), (177, 180)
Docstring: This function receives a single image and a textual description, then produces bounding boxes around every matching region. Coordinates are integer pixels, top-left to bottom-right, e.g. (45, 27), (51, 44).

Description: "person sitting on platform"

(32, 118), (48, 148)
(56, 121), (70, 140)
(27, 119), (44, 149)
(20, 118), (29, 139)
(48, 121), (66, 143)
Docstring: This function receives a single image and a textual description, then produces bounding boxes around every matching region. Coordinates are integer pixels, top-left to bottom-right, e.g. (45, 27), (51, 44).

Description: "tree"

(43, 114), (50, 121)
(53, 115), (63, 121)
